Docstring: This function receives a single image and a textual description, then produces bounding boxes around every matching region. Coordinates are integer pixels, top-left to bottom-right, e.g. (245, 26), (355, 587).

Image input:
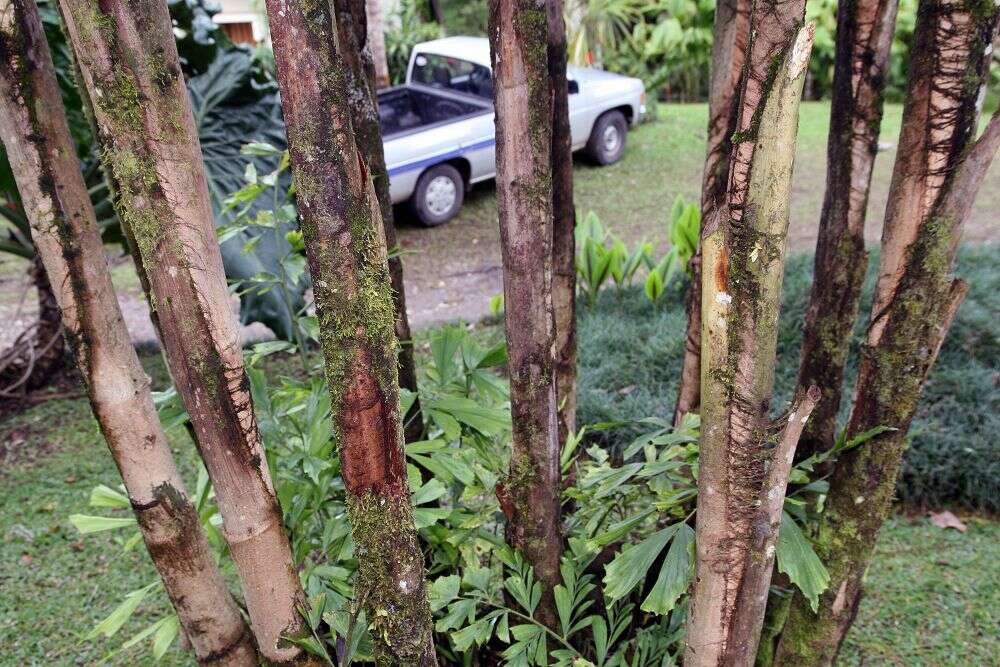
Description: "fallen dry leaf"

(929, 510), (967, 533)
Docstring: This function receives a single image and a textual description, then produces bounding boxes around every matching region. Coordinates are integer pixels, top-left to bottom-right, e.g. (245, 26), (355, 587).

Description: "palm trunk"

(774, 3), (1000, 663)
(684, 7), (813, 664)
(673, 0), (750, 425)
(793, 0), (899, 462)
(335, 0), (423, 443)
(263, 0), (437, 663)
(0, 3), (256, 664)
(57, 1), (317, 662)
(487, 0), (563, 629)
(365, 0), (390, 89)
(548, 0), (577, 445)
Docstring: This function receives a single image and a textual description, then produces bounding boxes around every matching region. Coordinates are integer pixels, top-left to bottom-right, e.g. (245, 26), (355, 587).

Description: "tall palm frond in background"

(565, 0), (644, 66)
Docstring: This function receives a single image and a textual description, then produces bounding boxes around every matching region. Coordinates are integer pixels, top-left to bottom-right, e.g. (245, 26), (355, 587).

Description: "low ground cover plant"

(577, 244), (1000, 511)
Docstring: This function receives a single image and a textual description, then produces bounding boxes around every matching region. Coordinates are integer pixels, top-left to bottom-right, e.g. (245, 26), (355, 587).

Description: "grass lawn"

(394, 100), (999, 272)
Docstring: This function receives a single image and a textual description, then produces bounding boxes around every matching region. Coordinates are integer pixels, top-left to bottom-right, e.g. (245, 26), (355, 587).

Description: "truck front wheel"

(586, 110), (628, 165)
(412, 164), (465, 227)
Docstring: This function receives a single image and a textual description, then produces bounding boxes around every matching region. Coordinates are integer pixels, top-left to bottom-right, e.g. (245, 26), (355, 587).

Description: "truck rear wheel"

(586, 110), (628, 165)
(412, 164), (464, 227)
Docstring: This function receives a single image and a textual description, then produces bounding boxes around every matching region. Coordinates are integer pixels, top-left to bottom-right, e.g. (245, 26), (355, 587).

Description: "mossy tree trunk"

(548, 0), (577, 445)
(487, 0), (563, 629)
(793, 0), (899, 462)
(0, 2), (256, 664)
(673, 0), (750, 426)
(263, 0), (437, 663)
(334, 0), (423, 443)
(57, 0), (317, 663)
(684, 4), (814, 663)
(365, 0), (390, 88)
(774, 2), (1000, 663)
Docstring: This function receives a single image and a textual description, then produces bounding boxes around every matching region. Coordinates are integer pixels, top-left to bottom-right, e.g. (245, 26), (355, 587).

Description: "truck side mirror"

(568, 80), (579, 95)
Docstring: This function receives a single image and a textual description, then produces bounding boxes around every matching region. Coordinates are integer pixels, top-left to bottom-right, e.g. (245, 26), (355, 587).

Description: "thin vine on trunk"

(548, 0), (578, 446)
(673, 0), (750, 426)
(365, 0), (391, 88)
(793, 0), (900, 462)
(334, 0), (423, 443)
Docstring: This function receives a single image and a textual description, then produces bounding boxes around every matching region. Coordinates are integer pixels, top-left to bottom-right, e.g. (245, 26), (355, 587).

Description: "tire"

(585, 110), (628, 165)
(412, 163), (465, 227)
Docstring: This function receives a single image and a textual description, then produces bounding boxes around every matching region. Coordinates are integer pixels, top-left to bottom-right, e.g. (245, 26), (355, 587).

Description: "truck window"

(412, 53), (493, 100)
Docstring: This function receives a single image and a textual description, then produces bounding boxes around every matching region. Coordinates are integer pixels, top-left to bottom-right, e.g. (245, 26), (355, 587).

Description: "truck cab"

(380, 37), (646, 226)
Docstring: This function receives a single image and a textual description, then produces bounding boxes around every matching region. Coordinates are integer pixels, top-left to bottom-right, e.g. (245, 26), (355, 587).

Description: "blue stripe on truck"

(386, 137), (496, 177)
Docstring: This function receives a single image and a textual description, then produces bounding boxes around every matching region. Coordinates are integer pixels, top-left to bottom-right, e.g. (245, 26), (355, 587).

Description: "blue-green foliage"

(577, 245), (1000, 510)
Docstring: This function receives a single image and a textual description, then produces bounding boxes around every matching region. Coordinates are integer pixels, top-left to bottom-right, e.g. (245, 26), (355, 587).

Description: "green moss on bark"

(346, 492), (433, 666)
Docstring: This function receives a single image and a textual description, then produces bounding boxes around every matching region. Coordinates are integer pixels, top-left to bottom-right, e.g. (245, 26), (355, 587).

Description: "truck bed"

(378, 84), (491, 138)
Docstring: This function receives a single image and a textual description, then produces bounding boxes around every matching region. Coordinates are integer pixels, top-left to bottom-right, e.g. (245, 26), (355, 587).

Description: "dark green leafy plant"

(0, 0), (302, 340)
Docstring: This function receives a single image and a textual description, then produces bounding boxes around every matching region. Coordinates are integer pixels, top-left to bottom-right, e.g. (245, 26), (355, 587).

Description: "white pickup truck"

(379, 36), (646, 226)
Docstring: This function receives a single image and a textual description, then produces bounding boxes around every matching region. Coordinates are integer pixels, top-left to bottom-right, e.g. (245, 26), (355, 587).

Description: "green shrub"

(577, 244), (1000, 511)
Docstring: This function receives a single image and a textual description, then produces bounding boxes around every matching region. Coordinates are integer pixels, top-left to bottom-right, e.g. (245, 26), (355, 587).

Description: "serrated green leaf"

(427, 397), (511, 436)
(587, 509), (654, 550)
(411, 478), (448, 506)
(413, 507), (451, 529)
(151, 615), (179, 660)
(240, 141), (283, 157)
(428, 575), (460, 612)
(641, 523), (694, 615)
(777, 512), (830, 612)
(604, 524), (680, 600)
(436, 599), (476, 632)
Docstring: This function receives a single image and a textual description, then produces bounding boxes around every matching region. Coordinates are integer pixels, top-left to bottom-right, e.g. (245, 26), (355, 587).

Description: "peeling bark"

(674, 0), (749, 425)
(488, 0), (563, 629)
(775, 3), (1000, 663)
(548, 0), (577, 446)
(0, 2), (255, 664)
(56, 0), (316, 662)
(684, 6), (813, 663)
(263, 1), (436, 664)
(794, 0), (899, 462)
(334, 0), (422, 443)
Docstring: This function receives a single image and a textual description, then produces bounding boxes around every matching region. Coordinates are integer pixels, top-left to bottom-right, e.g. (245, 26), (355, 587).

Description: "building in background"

(213, 0), (267, 45)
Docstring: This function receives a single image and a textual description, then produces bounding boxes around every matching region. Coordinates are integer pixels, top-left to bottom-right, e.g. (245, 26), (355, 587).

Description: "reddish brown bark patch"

(338, 350), (401, 496)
